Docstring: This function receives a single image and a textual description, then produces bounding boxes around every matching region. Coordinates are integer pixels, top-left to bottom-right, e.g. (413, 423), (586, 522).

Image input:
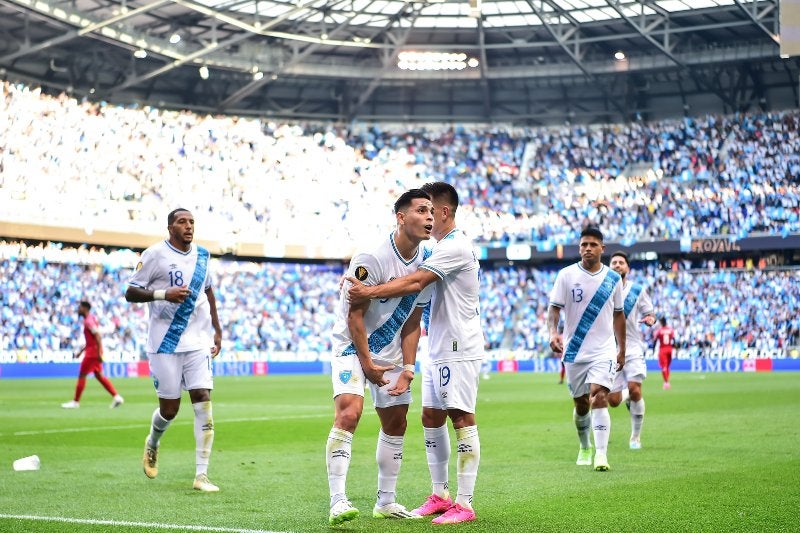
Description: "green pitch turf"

(1, 372), (798, 532)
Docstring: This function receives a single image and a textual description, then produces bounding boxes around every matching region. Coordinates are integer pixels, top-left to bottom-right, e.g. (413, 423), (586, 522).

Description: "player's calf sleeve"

(148, 408), (171, 448)
(573, 409), (592, 449)
(193, 401), (214, 476)
(326, 427), (353, 505)
(74, 377), (87, 402)
(95, 372), (117, 396)
(423, 424), (450, 499)
(591, 408), (611, 455)
(454, 425), (480, 509)
(376, 430), (404, 506)
(630, 399), (645, 439)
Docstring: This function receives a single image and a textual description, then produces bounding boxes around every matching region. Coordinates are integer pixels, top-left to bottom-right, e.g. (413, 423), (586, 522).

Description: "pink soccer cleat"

(431, 503), (476, 525)
(412, 494), (453, 516)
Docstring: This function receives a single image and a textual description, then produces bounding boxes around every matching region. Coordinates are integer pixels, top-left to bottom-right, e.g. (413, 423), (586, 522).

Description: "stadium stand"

(2, 81), (798, 253)
(1, 242), (797, 358)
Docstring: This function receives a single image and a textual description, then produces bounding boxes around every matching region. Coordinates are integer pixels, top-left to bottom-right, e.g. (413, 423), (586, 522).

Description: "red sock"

(95, 372), (118, 396)
(74, 377), (87, 401)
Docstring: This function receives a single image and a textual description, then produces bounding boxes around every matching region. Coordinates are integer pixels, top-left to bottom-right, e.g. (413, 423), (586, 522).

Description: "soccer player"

(125, 208), (223, 492)
(607, 252), (656, 449)
(61, 301), (124, 409)
(548, 227), (625, 472)
(326, 189), (434, 526)
(347, 181), (484, 525)
(654, 317), (676, 389)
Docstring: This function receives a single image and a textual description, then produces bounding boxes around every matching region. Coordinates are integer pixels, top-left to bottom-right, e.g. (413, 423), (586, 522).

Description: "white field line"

(0, 513), (289, 533)
(1, 410), (350, 437)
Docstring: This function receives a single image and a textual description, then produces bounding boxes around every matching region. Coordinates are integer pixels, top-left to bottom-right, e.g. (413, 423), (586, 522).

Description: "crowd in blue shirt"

(2, 81), (798, 253)
(1, 242), (797, 358)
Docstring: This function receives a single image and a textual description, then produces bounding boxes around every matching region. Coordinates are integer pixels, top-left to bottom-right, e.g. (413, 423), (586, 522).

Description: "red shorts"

(79, 357), (103, 375)
(658, 349), (673, 368)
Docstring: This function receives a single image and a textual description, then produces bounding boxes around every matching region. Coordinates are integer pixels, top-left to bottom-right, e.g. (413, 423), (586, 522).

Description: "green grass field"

(1, 372), (798, 532)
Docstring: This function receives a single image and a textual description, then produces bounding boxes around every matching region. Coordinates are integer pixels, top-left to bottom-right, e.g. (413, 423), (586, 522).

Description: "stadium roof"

(0, 0), (796, 123)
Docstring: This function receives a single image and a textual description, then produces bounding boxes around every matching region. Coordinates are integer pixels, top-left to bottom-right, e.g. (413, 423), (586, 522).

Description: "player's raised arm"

(346, 268), (438, 305)
(125, 285), (191, 303)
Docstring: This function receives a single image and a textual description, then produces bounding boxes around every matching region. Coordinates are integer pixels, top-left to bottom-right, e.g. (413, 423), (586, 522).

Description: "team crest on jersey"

(135, 261), (143, 271)
(339, 370), (352, 384)
(354, 266), (369, 281)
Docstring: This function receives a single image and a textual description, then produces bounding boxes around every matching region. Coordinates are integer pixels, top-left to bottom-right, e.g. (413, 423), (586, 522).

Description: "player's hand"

(345, 277), (372, 306)
(549, 334), (563, 354)
(166, 286), (191, 303)
(388, 370), (413, 396)
(210, 332), (222, 358)
(616, 350), (626, 372)
(363, 364), (393, 387)
(72, 352), (80, 359)
(640, 315), (656, 326)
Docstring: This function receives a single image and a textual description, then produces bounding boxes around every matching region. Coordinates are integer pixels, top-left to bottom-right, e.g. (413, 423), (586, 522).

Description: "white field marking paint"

(2, 409), (360, 437)
(0, 514), (289, 533)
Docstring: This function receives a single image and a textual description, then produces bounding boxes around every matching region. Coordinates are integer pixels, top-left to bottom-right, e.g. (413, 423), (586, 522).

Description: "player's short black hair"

(421, 181), (459, 213)
(660, 316), (667, 326)
(394, 189), (431, 214)
(79, 301), (91, 310)
(610, 251), (629, 265)
(580, 226), (604, 242)
(167, 208), (191, 225)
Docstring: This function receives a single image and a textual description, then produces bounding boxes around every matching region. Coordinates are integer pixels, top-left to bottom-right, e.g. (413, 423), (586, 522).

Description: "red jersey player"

(61, 301), (124, 409)
(653, 317), (676, 390)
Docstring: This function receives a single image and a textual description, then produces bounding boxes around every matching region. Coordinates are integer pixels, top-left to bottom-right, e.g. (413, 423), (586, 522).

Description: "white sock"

(423, 424), (450, 499)
(193, 401), (214, 476)
(454, 425), (480, 510)
(630, 399), (645, 440)
(621, 388), (630, 403)
(148, 408), (171, 448)
(326, 427), (353, 507)
(592, 408), (611, 455)
(376, 430), (404, 507)
(573, 409), (592, 449)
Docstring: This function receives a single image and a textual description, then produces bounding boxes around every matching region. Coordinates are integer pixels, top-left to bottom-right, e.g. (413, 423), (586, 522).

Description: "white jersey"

(549, 262), (623, 364)
(419, 228), (485, 363)
(331, 233), (433, 365)
(621, 280), (654, 359)
(128, 240), (214, 354)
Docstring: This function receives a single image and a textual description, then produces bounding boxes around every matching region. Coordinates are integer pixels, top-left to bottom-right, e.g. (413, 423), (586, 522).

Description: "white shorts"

(331, 355), (411, 409)
(147, 349), (214, 399)
(611, 356), (647, 392)
(421, 359), (481, 413)
(565, 359), (616, 398)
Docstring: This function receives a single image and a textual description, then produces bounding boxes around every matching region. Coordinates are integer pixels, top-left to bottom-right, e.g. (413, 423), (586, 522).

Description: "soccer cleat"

(193, 473), (219, 492)
(629, 439), (642, 450)
(663, 382), (671, 390)
(412, 494), (454, 516)
(110, 395), (124, 409)
(431, 504), (476, 525)
(373, 502), (424, 519)
(576, 447), (593, 466)
(594, 452), (610, 471)
(61, 400), (80, 409)
(143, 437), (158, 479)
(329, 499), (359, 525)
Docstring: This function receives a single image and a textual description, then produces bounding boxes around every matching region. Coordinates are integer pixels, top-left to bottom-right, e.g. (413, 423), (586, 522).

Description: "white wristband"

(153, 289), (167, 301)
(403, 364), (415, 374)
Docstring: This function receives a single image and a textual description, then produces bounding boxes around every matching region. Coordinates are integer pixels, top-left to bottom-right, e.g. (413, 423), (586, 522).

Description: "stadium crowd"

(1, 242), (797, 358)
(2, 80), (799, 250)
